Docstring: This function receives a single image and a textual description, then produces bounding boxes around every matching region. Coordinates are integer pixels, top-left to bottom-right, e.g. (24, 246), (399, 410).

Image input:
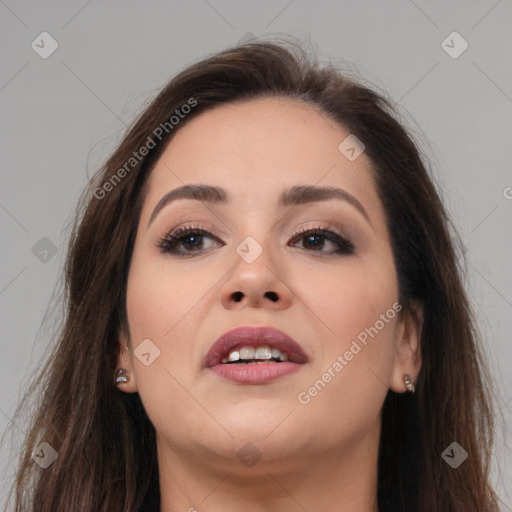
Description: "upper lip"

(203, 326), (309, 368)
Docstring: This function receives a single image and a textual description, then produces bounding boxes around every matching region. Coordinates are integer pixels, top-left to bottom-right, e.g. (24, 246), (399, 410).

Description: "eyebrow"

(147, 184), (372, 228)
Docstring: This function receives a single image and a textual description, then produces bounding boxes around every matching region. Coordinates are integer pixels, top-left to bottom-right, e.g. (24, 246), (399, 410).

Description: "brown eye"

(157, 227), (222, 256)
(290, 228), (355, 255)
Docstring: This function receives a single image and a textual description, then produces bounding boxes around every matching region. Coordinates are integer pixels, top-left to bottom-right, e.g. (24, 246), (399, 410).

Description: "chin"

(199, 433), (308, 474)
(216, 400), (296, 434)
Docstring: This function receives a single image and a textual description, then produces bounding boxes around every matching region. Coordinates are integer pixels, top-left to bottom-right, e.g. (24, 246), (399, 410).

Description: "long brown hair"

(2, 37), (502, 512)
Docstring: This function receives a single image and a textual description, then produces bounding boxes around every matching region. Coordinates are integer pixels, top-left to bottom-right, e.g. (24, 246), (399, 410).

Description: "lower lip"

(210, 362), (302, 384)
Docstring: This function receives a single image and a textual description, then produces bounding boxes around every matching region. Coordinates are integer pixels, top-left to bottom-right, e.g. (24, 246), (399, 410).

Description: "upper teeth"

(221, 345), (289, 363)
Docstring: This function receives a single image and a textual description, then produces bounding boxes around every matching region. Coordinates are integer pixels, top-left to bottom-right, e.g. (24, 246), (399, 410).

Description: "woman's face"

(117, 97), (422, 472)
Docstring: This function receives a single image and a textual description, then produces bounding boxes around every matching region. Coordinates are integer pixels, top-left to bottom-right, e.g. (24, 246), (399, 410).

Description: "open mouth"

(204, 326), (308, 384)
(220, 345), (291, 365)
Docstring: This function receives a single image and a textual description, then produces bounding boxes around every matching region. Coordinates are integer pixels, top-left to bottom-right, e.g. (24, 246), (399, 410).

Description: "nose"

(219, 241), (293, 310)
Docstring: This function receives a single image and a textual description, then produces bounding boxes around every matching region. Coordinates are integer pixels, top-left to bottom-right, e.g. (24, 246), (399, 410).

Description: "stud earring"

(115, 368), (129, 384)
(404, 374), (415, 393)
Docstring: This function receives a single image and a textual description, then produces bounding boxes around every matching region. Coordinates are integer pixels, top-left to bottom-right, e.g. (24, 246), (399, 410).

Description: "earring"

(115, 368), (129, 384)
(404, 374), (415, 393)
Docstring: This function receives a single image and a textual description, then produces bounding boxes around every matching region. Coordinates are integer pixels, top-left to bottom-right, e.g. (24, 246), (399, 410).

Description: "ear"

(115, 326), (139, 393)
(389, 300), (424, 393)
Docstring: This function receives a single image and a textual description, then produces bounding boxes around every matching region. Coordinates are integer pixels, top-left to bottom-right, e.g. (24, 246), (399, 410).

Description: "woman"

(2, 38), (502, 511)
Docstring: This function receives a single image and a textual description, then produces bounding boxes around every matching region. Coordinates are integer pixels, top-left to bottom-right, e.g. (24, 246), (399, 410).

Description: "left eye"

(157, 227), (355, 257)
(289, 228), (355, 255)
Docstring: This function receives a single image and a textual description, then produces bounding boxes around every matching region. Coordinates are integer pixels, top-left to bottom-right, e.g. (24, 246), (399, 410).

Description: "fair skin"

(116, 97), (423, 512)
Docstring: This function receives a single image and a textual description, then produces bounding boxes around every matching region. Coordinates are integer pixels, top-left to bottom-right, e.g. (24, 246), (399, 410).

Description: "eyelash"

(156, 224), (355, 257)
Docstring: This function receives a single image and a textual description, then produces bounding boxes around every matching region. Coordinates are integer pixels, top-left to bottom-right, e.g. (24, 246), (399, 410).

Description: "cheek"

(296, 304), (397, 444)
(293, 254), (399, 423)
(291, 251), (399, 346)
(124, 249), (224, 387)
(125, 253), (210, 338)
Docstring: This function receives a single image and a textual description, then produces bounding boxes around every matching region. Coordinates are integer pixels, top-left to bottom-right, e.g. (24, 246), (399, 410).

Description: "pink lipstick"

(204, 325), (308, 384)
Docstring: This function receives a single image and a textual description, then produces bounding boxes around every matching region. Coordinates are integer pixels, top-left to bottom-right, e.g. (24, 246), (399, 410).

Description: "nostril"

(265, 291), (278, 302)
(233, 291), (244, 302)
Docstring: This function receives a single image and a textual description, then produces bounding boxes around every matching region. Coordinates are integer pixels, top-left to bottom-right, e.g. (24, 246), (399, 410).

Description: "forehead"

(142, 97), (381, 217)
(159, 96), (354, 168)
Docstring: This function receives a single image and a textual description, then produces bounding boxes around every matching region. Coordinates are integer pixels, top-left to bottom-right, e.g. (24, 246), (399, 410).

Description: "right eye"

(157, 226), (223, 257)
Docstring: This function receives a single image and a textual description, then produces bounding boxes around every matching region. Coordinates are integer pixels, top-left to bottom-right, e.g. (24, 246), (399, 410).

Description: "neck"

(157, 428), (380, 512)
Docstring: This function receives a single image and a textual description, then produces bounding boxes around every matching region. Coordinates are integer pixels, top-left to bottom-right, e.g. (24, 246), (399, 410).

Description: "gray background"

(1, 0), (511, 508)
